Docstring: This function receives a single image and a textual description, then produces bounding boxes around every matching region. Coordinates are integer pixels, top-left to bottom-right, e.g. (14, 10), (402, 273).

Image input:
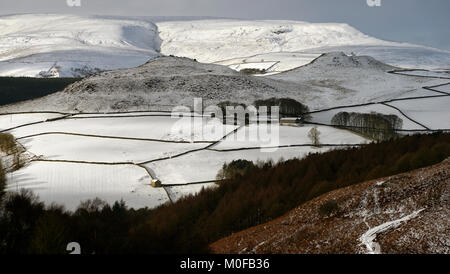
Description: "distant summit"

(305, 52), (396, 70)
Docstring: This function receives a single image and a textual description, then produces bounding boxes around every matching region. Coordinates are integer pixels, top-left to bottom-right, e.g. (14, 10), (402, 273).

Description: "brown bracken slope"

(211, 158), (450, 254)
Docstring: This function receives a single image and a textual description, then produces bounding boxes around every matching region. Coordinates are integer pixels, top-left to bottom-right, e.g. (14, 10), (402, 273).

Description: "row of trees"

(331, 111), (403, 141)
(0, 133), (448, 254)
(215, 97), (310, 125)
(254, 97), (310, 118)
(239, 68), (267, 75)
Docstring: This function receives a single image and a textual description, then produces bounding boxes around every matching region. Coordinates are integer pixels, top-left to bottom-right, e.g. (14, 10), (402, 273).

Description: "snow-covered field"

(3, 111), (366, 208)
(308, 103), (428, 130)
(145, 146), (333, 185)
(216, 52), (322, 74)
(0, 112), (65, 131)
(392, 70), (450, 79)
(144, 125), (368, 185)
(18, 133), (208, 163)
(9, 115), (236, 142)
(297, 45), (450, 70)
(387, 97), (450, 130)
(431, 83), (450, 93)
(212, 124), (368, 150)
(228, 61), (278, 72)
(5, 161), (170, 210)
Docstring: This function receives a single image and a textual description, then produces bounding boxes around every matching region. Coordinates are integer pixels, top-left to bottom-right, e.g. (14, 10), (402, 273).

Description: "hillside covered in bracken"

(211, 158), (450, 254)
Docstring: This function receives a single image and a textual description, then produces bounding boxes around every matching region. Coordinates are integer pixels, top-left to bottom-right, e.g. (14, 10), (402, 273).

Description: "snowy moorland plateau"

(1, 14), (450, 212)
(0, 14), (162, 77)
(157, 19), (450, 70)
(1, 14), (450, 78)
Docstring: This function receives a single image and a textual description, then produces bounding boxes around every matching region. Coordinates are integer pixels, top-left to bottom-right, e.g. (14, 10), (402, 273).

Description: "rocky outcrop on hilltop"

(0, 53), (435, 113)
(0, 56), (302, 112)
(304, 52), (397, 70)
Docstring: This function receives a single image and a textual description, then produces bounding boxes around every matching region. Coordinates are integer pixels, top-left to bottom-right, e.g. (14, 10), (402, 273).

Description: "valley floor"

(1, 69), (449, 210)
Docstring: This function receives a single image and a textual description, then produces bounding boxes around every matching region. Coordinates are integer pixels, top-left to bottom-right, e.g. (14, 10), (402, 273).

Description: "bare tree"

(308, 126), (321, 147)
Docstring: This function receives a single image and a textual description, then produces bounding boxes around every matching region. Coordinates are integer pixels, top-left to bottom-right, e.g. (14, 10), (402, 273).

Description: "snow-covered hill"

(0, 14), (162, 77)
(2, 15), (449, 78)
(0, 53), (443, 113)
(268, 52), (436, 108)
(157, 19), (388, 63)
(0, 56), (289, 112)
(157, 19), (450, 70)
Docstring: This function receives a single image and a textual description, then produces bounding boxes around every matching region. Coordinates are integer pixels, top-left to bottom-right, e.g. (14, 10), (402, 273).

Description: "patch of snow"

(0, 113), (65, 131)
(145, 146), (333, 185)
(387, 96), (450, 130)
(5, 161), (170, 211)
(359, 209), (425, 254)
(431, 83), (450, 93)
(7, 115), (236, 142)
(308, 103), (426, 130)
(157, 20), (393, 63)
(212, 124), (368, 150)
(298, 45), (450, 70)
(393, 70), (450, 79)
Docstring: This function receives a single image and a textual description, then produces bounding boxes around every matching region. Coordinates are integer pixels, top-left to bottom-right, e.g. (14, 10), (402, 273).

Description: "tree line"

(331, 111), (403, 141)
(216, 97), (310, 125)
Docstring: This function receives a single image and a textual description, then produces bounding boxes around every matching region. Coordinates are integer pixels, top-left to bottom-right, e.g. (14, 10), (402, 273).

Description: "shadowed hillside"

(0, 77), (79, 107)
